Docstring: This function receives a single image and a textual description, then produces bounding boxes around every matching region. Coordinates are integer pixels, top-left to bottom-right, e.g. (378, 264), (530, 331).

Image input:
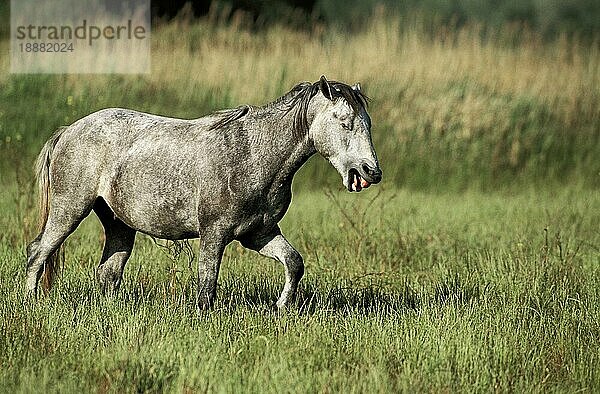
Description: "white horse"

(26, 76), (382, 310)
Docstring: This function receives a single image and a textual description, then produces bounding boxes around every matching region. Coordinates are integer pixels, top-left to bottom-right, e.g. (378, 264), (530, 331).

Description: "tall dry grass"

(147, 14), (599, 120)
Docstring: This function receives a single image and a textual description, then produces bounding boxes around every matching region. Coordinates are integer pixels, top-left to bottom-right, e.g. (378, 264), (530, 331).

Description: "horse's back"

(51, 107), (216, 174)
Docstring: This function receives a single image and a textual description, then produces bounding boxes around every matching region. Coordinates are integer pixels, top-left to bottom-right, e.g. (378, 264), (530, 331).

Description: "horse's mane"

(208, 105), (250, 131)
(208, 79), (369, 136)
(280, 80), (369, 138)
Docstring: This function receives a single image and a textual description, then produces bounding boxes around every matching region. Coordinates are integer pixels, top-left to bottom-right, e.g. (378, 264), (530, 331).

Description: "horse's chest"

(234, 185), (291, 236)
(265, 188), (291, 224)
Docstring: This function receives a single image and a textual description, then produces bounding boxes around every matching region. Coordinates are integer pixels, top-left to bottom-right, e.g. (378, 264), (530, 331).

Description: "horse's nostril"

(360, 163), (382, 183)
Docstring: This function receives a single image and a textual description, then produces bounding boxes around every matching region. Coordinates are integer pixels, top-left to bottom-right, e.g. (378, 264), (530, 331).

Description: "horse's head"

(309, 76), (382, 192)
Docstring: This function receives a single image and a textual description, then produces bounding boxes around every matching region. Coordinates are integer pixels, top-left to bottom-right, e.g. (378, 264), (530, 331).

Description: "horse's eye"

(341, 123), (350, 130)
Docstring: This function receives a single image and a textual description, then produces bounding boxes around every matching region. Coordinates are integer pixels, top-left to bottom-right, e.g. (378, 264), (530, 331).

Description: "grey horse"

(26, 76), (382, 309)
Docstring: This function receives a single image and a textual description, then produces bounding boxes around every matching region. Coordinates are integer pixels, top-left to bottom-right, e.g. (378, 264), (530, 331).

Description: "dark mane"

(208, 105), (250, 131)
(208, 79), (369, 136)
(207, 84), (309, 131)
(272, 82), (312, 107)
(279, 80), (370, 138)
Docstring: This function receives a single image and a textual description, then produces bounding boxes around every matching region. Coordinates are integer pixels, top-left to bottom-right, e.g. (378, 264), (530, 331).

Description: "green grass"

(1, 186), (599, 392)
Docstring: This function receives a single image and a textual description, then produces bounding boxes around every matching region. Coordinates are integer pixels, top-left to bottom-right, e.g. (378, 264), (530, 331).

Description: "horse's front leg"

(241, 227), (304, 308)
(196, 231), (228, 311)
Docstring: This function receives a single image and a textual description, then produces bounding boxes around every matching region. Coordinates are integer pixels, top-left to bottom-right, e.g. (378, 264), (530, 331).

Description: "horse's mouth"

(347, 168), (371, 192)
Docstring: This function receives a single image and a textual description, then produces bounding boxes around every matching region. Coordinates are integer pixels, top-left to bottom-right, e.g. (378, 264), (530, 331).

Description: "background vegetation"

(316, 0), (600, 37)
(0, 2), (599, 392)
(1, 10), (599, 191)
(150, 0), (600, 39)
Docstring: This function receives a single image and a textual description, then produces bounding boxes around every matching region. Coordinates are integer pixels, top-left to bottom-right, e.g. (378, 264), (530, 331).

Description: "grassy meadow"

(1, 11), (599, 392)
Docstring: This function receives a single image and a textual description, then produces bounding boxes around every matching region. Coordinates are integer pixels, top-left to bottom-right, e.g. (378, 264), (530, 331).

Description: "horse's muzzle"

(361, 163), (382, 184)
(347, 163), (382, 192)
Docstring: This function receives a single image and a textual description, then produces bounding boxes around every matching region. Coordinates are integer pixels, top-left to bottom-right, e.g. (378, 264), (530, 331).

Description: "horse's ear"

(319, 75), (333, 101)
(352, 83), (362, 92)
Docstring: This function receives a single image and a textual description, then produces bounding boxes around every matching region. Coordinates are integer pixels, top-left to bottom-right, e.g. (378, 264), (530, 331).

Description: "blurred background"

(0, 0), (598, 192)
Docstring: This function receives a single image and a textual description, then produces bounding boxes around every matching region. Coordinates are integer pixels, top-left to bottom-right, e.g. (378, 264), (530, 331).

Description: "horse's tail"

(35, 127), (67, 292)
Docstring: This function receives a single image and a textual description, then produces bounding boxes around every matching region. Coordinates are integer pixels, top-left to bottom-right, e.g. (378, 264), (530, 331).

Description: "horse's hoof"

(276, 298), (295, 309)
(196, 299), (214, 313)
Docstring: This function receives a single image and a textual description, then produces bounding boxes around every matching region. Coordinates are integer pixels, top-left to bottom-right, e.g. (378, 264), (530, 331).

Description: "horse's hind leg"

(26, 197), (93, 293)
(94, 198), (136, 294)
(25, 234), (43, 290)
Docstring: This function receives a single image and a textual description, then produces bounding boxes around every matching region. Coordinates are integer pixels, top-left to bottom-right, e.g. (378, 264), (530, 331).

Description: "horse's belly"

(102, 173), (200, 240)
(105, 193), (199, 239)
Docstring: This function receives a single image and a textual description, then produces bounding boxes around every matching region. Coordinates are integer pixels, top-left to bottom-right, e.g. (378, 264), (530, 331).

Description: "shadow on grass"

(218, 273), (486, 315)
(217, 276), (422, 316)
(296, 282), (422, 316)
(24, 272), (484, 317)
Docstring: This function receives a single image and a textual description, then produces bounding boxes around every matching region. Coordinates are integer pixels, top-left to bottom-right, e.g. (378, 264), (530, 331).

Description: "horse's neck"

(275, 136), (315, 187)
(251, 106), (316, 187)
